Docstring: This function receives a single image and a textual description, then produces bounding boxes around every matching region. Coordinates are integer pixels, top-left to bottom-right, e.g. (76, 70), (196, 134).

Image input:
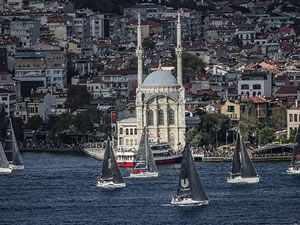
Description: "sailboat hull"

(171, 197), (209, 207)
(287, 167), (300, 175)
(227, 175), (259, 184)
(0, 167), (12, 174)
(10, 164), (24, 170)
(96, 180), (126, 189)
(130, 171), (158, 178)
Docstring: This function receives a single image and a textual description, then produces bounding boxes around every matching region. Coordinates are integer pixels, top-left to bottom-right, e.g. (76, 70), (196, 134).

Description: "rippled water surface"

(1, 152), (300, 225)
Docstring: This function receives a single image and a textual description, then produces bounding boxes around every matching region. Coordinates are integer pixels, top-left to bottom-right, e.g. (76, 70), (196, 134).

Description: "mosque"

(117, 13), (186, 151)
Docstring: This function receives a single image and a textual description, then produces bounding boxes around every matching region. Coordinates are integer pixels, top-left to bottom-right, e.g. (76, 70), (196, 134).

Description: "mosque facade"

(117, 13), (186, 151)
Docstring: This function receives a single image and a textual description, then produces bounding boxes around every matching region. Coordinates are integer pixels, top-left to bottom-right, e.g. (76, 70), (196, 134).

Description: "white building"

(238, 72), (272, 98)
(0, 88), (16, 116)
(117, 13), (186, 151)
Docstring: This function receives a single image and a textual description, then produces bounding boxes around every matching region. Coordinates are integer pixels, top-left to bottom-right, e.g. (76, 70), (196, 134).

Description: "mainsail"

(291, 124), (300, 167)
(101, 139), (124, 184)
(240, 134), (258, 178)
(9, 118), (24, 166)
(132, 128), (157, 173)
(231, 133), (241, 177)
(0, 141), (10, 169)
(176, 145), (208, 201)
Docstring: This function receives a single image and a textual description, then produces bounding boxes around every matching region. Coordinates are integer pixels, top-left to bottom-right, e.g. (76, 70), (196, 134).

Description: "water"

(1, 152), (300, 225)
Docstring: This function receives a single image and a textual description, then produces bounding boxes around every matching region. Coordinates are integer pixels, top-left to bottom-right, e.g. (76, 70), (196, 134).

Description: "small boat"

(130, 128), (158, 178)
(227, 132), (259, 184)
(116, 142), (182, 167)
(0, 141), (12, 174)
(287, 124), (300, 175)
(96, 138), (126, 189)
(171, 144), (208, 206)
(8, 118), (24, 170)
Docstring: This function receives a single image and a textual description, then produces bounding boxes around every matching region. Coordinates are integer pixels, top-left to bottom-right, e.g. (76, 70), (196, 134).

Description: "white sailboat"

(171, 144), (208, 206)
(287, 124), (300, 174)
(96, 138), (126, 189)
(8, 118), (24, 170)
(0, 141), (12, 174)
(130, 128), (158, 178)
(227, 132), (259, 184)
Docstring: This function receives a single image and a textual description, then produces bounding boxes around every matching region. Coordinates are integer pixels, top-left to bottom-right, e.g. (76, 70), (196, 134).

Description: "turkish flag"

(111, 112), (117, 123)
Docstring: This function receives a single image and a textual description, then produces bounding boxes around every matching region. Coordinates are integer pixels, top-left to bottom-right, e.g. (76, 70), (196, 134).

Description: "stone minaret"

(136, 13), (143, 88)
(175, 11), (183, 87)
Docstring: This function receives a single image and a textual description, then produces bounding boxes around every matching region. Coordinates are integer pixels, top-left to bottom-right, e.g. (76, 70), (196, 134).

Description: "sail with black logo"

(96, 138), (125, 188)
(287, 124), (300, 174)
(171, 144), (208, 206)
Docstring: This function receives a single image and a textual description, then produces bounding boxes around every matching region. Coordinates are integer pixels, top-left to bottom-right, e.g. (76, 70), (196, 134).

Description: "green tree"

(233, 35), (243, 48)
(258, 127), (274, 145)
(27, 116), (43, 131)
(125, 57), (137, 70)
(12, 117), (24, 142)
(237, 112), (259, 143)
(143, 38), (155, 50)
(64, 85), (90, 111)
(269, 106), (287, 130)
(288, 129), (297, 143)
(173, 53), (205, 82)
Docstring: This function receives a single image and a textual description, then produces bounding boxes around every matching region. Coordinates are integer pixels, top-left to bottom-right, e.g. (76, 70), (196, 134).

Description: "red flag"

(96, 176), (99, 180)
(111, 112), (117, 123)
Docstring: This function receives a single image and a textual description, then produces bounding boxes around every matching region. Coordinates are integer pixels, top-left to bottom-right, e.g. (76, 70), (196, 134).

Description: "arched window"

(241, 91), (244, 95)
(253, 84), (261, 90)
(253, 91), (256, 97)
(134, 128), (137, 135)
(147, 110), (153, 126)
(130, 128), (133, 135)
(169, 109), (175, 125)
(241, 84), (249, 90)
(120, 128), (123, 134)
(158, 110), (164, 125)
(126, 129), (129, 135)
(246, 91), (250, 97)
(258, 91), (261, 96)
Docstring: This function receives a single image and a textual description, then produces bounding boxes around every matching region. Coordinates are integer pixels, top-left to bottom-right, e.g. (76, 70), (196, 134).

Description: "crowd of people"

(20, 140), (82, 151)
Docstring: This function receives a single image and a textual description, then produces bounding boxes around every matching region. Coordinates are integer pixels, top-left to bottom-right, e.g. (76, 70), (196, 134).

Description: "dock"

(193, 154), (291, 162)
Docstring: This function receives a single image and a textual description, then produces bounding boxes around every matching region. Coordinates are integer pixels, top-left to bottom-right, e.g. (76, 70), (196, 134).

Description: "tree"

(173, 53), (206, 83)
(64, 85), (90, 111)
(233, 35), (243, 48)
(288, 129), (297, 143)
(126, 57), (137, 70)
(143, 38), (155, 50)
(237, 112), (259, 143)
(27, 116), (43, 131)
(12, 117), (24, 142)
(258, 127), (274, 145)
(269, 106), (287, 130)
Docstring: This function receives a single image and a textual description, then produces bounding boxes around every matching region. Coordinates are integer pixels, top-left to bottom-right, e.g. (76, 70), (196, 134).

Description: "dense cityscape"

(1, 0), (300, 223)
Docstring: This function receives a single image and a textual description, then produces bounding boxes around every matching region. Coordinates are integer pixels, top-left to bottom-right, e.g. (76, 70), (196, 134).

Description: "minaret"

(136, 13), (143, 88)
(175, 11), (183, 87)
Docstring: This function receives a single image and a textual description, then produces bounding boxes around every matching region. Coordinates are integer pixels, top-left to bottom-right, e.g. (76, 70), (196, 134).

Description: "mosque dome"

(141, 71), (179, 88)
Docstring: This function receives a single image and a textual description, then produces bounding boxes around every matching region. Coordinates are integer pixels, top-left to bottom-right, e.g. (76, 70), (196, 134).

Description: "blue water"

(1, 152), (300, 225)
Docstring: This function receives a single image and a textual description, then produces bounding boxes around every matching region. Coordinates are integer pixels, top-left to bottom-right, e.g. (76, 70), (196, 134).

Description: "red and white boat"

(116, 142), (182, 167)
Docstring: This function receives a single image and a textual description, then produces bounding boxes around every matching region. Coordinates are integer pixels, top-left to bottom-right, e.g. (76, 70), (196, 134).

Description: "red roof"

(242, 96), (267, 103)
(197, 89), (215, 96)
(0, 71), (11, 76)
(276, 86), (298, 95)
(279, 28), (292, 33)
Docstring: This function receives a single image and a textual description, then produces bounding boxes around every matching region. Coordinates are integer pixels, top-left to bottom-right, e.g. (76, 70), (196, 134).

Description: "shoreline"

(20, 148), (82, 153)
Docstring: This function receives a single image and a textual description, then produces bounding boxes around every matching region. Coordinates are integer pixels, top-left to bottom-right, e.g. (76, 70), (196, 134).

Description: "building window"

(169, 109), (174, 125)
(126, 128), (129, 135)
(120, 128), (123, 135)
(295, 114), (298, 122)
(158, 110), (164, 125)
(134, 128), (137, 135)
(253, 84), (261, 90)
(227, 106), (234, 112)
(241, 84), (249, 90)
(147, 110), (153, 126)
(130, 128), (133, 135)
(289, 114), (293, 122)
